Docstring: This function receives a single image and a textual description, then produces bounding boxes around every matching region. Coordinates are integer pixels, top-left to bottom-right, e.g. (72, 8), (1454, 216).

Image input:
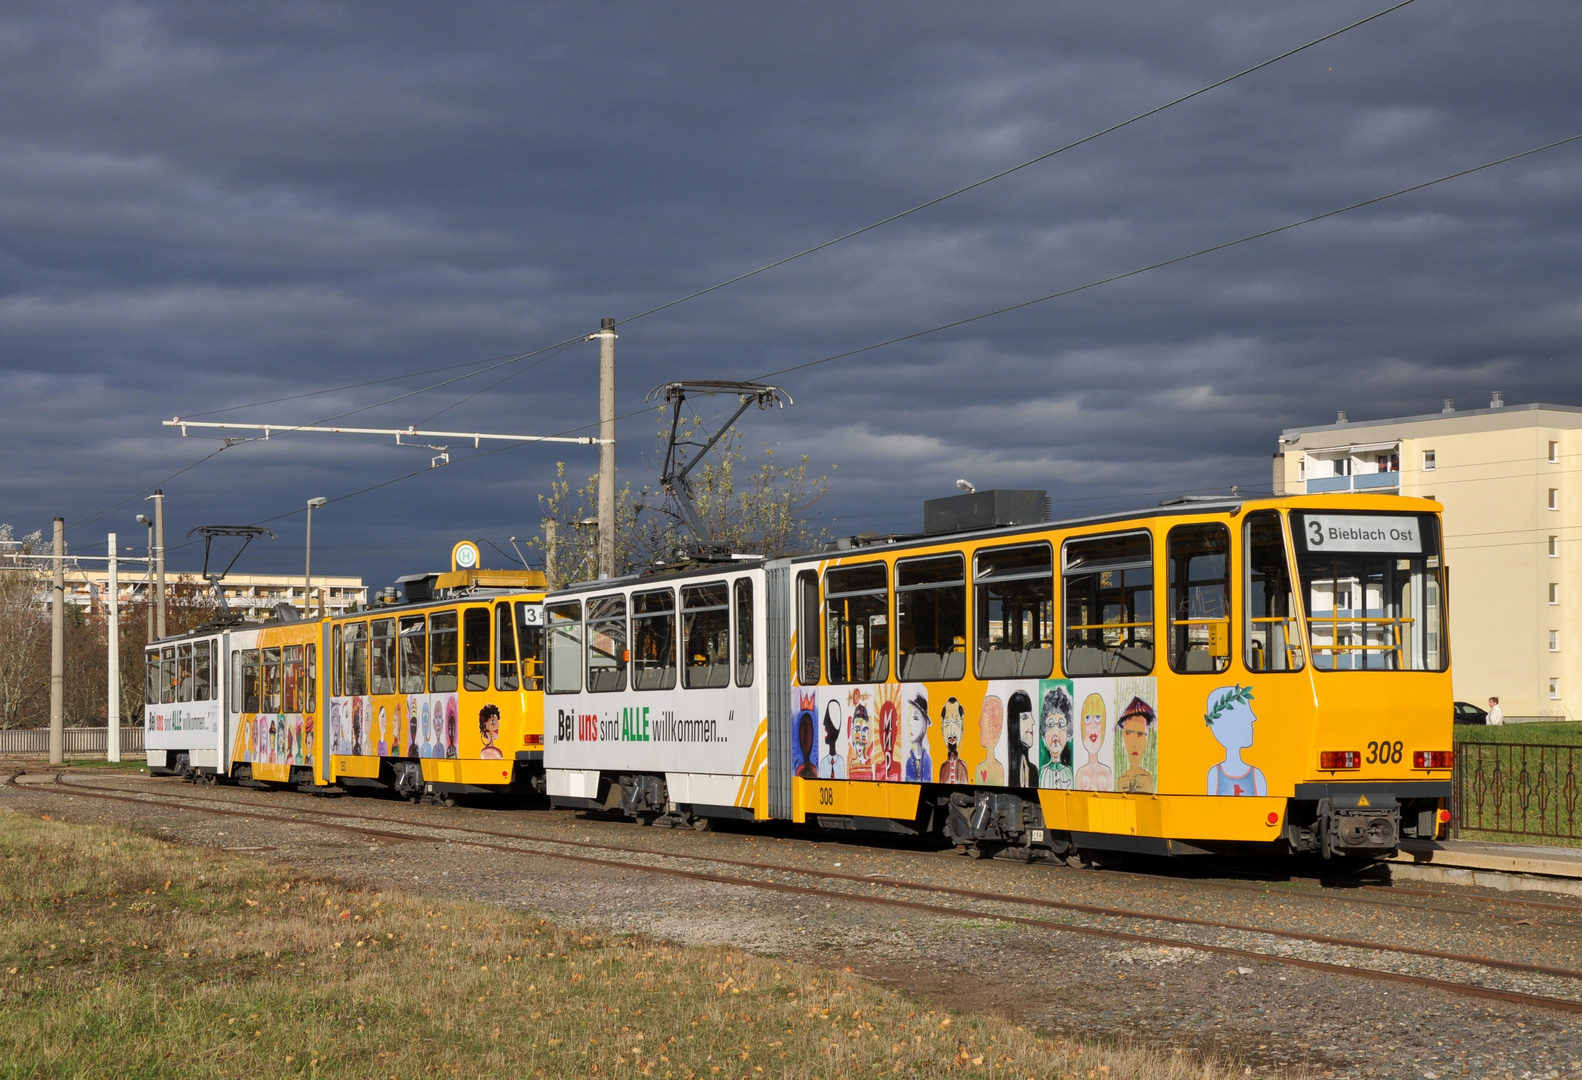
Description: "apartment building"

(1273, 394), (1579, 719)
(67, 571), (367, 622)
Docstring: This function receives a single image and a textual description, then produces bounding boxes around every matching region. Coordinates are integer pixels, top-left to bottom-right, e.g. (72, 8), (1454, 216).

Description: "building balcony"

(1305, 472), (1399, 494)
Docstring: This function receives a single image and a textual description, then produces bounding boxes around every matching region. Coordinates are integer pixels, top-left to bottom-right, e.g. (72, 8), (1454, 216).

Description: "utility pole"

(148, 490), (166, 638)
(594, 317), (617, 579)
(49, 518), (64, 766)
(137, 514), (154, 642)
(107, 533), (120, 763)
(304, 496), (327, 614)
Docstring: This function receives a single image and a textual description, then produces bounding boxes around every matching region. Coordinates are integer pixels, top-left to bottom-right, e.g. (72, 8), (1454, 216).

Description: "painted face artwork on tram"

(1039, 681), (1074, 790)
(1113, 694), (1158, 795)
(1205, 683), (1264, 796)
(846, 688), (874, 781)
(479, 704), (503, 760)
(874, 684), (903, 782)
(938, 697), (969, 783)
(407, 697), (419, 757)
(793, 693), (819, 779)
(820, 700), (846, 780)
(1075, 693), (1113, 791)
(446, 697), (459, 759)
(1006, 690), (1038, 788)
(974, 695), (1005, 786)
(903, 689), (931, 782)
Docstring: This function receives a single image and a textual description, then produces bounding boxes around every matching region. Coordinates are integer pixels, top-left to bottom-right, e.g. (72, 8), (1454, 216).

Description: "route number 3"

(1366, 740), (1403, 764)
(1308, 520), (1325, 547)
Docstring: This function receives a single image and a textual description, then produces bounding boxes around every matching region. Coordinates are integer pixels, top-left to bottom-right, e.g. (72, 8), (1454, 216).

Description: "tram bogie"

(542, 492), (1455, 860)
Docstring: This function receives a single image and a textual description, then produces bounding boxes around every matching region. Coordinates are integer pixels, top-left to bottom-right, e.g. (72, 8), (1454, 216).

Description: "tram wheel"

(690, 817), (711, 832)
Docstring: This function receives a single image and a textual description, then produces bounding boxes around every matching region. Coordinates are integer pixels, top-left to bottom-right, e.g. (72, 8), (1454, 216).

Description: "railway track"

(12, 769), (1582, 1016)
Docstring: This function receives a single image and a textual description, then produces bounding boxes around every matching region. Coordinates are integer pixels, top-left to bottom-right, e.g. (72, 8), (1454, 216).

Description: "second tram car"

(543, 492), (1455, 859)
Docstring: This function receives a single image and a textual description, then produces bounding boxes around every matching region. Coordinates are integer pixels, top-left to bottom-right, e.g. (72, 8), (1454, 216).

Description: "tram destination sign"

(1298, 513), (1422, 554)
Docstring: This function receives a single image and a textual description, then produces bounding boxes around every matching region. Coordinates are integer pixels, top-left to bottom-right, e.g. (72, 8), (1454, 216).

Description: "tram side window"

(430, 611), (458, 693)
(631, 589), (677, 691)
(797, 571), (820, 684)
(193, 641), (213, 702)
(496, 604), (520, 692)
(228, 650), (241, 715)
(896, 553), (966, 681)
(176, 643), (193, 703)
(463, 607), (491, 692)
(146, 651), (162, 709)
(515, 602), (545, 692)
(975, 544), (1054, 680)
(680, 583), (731, 689)
(1168, 524), (1231, 675)
(283, 645), (304, 712)
(586, 595), (628, 693)
(734, 579), (754, 687)
(342, 622), (369, 696)
(241, 650), (260, 713)
(1244, 511), (1303, 672)
(332, 625), (343, 697)
(306, 644), (316, 706)
(545, 601), (583, 694)
(370, 618), (396, 695)
(1063, 533), (1153, 675)
(398, 615), (426, 693)
(262, 647), (282, 712)
(826, 563), (889, 684)
(161, 646), (176, 704)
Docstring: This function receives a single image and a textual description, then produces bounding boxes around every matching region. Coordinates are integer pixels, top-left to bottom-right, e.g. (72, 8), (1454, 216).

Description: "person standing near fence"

(1488, 697), (1504, 725)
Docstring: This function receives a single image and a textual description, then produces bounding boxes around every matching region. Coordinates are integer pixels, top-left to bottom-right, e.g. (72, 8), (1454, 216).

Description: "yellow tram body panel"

(784, 493), (1453, 850)
(320, 576), (546, 792)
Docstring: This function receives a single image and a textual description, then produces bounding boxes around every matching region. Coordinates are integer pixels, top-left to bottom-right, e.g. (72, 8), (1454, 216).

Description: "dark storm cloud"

(1, 1), (1579, 582)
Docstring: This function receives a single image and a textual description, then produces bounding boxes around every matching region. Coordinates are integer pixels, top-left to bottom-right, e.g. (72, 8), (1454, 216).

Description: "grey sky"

(2, 2), (1579, 585)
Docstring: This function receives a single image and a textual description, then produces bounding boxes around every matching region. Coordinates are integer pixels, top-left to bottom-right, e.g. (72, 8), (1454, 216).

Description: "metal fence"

(1453, 741), (1582, 841)
(0, 726), (146, 757)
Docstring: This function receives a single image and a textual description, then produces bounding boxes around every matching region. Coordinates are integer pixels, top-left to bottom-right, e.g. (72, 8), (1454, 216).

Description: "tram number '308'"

(1366, 740), (1404, 765)
(818, 786), (835, 807)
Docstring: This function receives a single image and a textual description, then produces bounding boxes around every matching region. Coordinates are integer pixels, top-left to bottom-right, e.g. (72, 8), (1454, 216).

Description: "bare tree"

(0, 525), (48, 729)
(531, 425), (832, 588)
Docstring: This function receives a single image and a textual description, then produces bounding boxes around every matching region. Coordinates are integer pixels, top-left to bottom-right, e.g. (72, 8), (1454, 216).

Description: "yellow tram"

(544, 492), (1453, 859)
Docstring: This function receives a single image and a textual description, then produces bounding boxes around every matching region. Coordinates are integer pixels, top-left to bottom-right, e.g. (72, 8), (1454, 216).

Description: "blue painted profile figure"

(1205, 683), (1265, 796)
(903, 691), (931, 782)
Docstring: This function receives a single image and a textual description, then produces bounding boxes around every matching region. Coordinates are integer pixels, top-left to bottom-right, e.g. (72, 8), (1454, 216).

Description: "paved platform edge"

(1386, 839), (1582, 896)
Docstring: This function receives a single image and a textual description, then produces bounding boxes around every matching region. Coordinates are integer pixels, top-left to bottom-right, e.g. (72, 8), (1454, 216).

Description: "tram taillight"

(1319, 751), (1361, 770)
(1413, 750), (1453, 769)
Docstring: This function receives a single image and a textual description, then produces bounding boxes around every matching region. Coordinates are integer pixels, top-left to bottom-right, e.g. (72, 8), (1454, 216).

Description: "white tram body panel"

(543, 564), (771, 816)
(143, 628), (232, 773)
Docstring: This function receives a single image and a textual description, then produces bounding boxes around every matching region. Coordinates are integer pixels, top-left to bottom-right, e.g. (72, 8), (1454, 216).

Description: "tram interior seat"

(633, 665), (675, 691)
(588, 667), (624, 693)
(1064, 647), (1107, 675)
(1017, 647), (1052, 678)
(686, 660), (730, 689)
(977, 650), (1020, 679)
(942, 651), (965, 679)
(1182, 649), (1216, 673)
(872, 652), (888, 682)
(900, 651), (942, 681)
(1114, 645), (1154, 674)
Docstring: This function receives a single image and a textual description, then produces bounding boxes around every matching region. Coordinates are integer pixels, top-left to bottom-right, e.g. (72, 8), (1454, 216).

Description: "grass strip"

(0, 809), (1236, 1079)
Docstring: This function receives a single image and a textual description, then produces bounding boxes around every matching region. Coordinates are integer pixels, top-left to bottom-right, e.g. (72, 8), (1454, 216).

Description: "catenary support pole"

(150, 490), (166, 638)
(596, 317), (616, 579)
(107, 532), (120, 763)
(49, 518), (64, 766)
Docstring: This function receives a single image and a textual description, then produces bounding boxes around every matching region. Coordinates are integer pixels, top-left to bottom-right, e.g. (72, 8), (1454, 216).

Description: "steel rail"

(21, 773), (1582, 1013)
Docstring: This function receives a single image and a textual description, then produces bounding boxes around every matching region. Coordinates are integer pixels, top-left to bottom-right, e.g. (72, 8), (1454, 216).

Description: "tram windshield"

(1291, 511), (1446, 672)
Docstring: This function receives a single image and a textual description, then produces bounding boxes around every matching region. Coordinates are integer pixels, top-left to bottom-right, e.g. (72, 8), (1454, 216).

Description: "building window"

(1551, 536), (1561, 558)
(1550, 488), (1560, 511)
(1551, 678), (1561, 700)
(1551, 441), (1560, 464)
(1550, 583), (1561, 605)
(1423, 450), (1436, 471)
(1551, 630), (1560, 652)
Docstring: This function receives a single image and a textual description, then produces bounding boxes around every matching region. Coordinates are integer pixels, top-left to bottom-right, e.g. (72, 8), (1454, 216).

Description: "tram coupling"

(943, 790), (1054, 859)
(1285, 792), (1402, 858)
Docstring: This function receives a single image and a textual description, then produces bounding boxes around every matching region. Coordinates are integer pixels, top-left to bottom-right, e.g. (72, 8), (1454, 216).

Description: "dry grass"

(0, 809), (1244, 1079)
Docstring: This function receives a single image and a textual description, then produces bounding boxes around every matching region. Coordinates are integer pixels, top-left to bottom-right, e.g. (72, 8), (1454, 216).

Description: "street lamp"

(304, 497), (327, 615)
(135, 514), (154, 643)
